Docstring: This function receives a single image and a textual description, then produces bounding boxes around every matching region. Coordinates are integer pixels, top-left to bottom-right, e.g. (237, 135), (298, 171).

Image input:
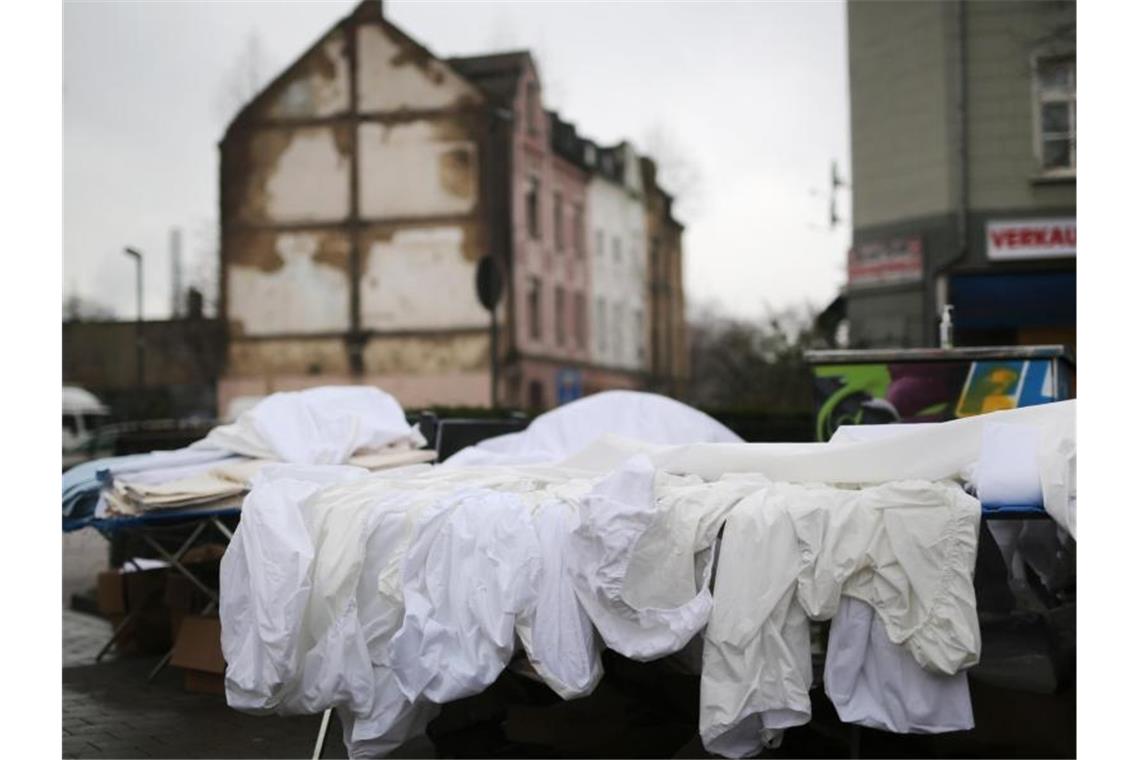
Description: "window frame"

(525, 177), (541, 241)
(527, 276), (543, 341)
(1031, 51), (1076, 179)
(554, 285), (566, 346)
(574, 291), (587, 348)
(553, 191), (564, 253)
(596, 297), (607, 353)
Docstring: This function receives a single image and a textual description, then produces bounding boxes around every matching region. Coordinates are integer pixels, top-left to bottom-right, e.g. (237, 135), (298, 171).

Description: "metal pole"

(124, 248), (144, 395)
(490, 307), (498, 409)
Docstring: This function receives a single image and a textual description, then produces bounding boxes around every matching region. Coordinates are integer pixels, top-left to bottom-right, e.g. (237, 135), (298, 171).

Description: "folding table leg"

(95, 611), (138, 662)
(313, 708), (332, 760)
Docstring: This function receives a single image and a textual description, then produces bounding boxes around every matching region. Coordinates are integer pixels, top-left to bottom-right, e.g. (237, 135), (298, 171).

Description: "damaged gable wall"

(219, 5), (499, 411)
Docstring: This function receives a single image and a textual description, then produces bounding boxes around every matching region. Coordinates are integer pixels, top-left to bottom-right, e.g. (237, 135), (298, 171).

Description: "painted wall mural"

(811, 357), (1074, 441)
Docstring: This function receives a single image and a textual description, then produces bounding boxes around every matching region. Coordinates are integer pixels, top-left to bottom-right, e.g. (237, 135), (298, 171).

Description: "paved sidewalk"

(63, 609), (346, 760)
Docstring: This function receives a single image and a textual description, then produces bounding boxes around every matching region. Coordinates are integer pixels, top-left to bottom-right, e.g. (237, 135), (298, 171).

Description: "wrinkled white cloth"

(222, 462), (605, 756)
(825, 597), (974, 734)
(220, 400), (1075, 758)
(196, 386), (427, 465)
(389, 489), (543, 703)
(700, 479), (980, 758)
(566, 456), (749, 661)
(443, 390), (741, 467)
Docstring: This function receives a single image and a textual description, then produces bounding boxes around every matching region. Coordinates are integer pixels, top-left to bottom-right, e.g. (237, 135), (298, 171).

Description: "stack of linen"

(62, 386), (435, 525)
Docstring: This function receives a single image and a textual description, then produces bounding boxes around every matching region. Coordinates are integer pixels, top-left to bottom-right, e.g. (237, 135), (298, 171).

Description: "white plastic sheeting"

(196, 386), (427, 465)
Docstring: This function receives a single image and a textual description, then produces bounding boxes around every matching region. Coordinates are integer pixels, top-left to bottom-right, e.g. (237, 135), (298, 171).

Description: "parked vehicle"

(63, 386), (111, 470)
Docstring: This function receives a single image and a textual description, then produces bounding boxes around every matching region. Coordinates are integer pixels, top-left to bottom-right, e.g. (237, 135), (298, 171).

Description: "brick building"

(218, 0), (687, 412)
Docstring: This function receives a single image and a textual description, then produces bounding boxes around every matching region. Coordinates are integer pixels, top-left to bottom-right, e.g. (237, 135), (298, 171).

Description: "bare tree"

(183, 219), (220, 318)
(685, 301), (825, 411)
(62, 292), (116, 322)
(215, 31), (273, 126)
(641, 125), (706, 224)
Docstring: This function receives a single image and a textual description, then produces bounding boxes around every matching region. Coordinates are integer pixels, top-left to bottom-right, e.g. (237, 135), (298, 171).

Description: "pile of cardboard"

(94, 545), (227, 694)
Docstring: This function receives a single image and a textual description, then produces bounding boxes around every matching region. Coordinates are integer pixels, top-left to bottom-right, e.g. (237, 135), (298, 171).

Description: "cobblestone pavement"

(63, 609), (351, 760)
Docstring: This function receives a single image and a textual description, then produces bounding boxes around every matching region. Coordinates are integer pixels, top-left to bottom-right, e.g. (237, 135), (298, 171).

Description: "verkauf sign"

(986, 219), (1076, 261)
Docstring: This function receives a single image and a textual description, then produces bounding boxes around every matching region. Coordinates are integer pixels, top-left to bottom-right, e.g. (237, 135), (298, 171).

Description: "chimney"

(170, 227), (183, 318)
(352, 0), (383, 19)
(186, 287), (204, 320)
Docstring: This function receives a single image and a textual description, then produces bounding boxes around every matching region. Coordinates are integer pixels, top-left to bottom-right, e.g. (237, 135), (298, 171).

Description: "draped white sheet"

(219, 400), (1075, 758)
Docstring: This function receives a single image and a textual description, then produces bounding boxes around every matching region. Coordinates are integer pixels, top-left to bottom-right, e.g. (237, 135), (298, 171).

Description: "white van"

(63, 386), (110, 469)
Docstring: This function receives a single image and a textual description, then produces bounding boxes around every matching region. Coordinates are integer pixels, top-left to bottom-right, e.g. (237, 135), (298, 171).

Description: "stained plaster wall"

(220, 8), (494, 409)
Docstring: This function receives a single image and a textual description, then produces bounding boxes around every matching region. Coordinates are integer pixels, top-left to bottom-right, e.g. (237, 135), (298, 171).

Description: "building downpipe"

(935, 0), (970, 341)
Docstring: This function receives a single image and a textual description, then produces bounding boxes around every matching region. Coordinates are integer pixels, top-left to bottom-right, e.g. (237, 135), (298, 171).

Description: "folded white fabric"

(825, 597), (974, 734)
(830, 423), (940, 443)
(975, 422), (1044, 506)
(653, 400), (1075, 538)
(196, 386), (427, 465)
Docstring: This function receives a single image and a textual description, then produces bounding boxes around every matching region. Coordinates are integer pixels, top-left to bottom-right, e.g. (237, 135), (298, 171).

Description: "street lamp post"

(124, 247), (144, 398)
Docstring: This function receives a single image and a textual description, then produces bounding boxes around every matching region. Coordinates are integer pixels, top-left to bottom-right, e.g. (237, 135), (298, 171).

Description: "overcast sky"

(63, 0), (851, 322)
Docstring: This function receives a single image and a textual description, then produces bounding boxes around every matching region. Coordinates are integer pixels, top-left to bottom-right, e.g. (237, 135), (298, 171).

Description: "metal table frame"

(83, 507), (239, 680)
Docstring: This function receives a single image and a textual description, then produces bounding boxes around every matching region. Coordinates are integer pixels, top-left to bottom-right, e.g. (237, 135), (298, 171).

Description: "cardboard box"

(124, 566), (169, 611)
(181, 543), (227, 566)
(183, 670), (225, 695)
(96, 571), (126, 616)
(170, 615), (225, 695)
(164, 572), (212, 613)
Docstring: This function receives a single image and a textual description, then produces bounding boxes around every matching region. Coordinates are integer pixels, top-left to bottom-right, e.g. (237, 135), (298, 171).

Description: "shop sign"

(847, 236), (923, 287)
(986, 218), (1076, 260)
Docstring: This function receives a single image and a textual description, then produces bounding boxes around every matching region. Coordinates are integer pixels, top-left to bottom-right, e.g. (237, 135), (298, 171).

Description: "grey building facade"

(843, 0), (1075, 349)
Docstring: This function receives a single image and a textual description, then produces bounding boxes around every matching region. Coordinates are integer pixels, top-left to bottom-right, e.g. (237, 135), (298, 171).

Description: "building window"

(528, 379), (545, 410)
(553, 192), (564, 252)
(596, 297), (607, 353)
(584, 143), (596, 167)
(596, 230), (604, 261)
(573, 205), (584, 258)
(525, 82), (539, 135)
(554, 286), (566, 346)
(1034, 55), (1075, 173)
(634, 308), (645, 363)
(526, 178), (541, 240)
(613, 303), (624, 358)
(613, 236), (622, 264)
(527, 276), (542, 341)
(574, 292), (586, 348)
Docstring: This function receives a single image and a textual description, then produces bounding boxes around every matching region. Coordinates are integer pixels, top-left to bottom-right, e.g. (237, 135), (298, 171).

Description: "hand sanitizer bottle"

(939, 304), (955, 349)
